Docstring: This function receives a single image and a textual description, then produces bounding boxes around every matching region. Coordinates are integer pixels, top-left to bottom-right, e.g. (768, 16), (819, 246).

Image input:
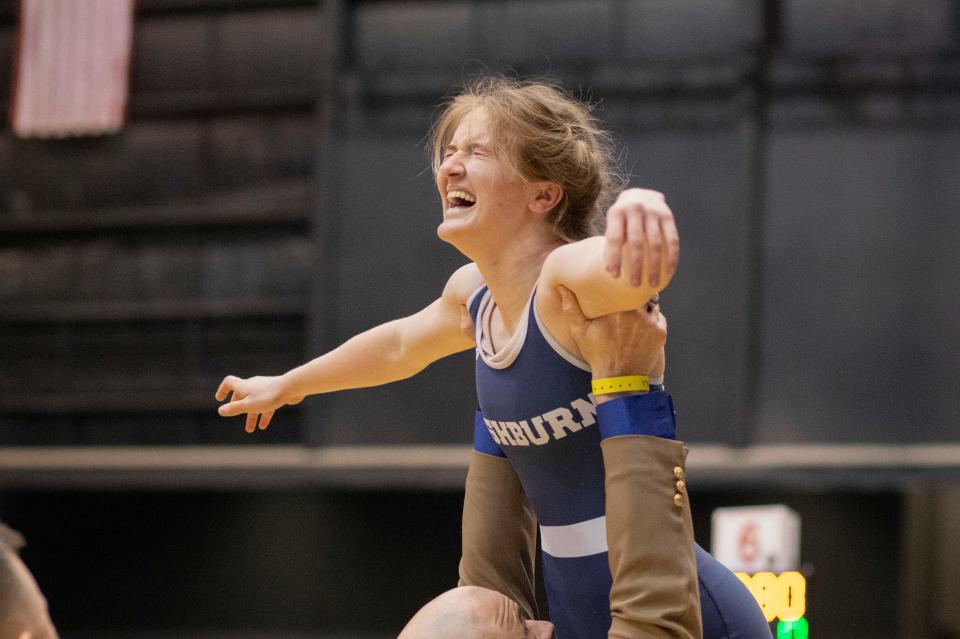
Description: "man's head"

(398, 586), (553, 639)
(0, 522), (58, 639)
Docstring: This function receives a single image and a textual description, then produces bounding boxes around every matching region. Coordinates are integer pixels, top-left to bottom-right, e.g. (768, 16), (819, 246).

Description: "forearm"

(459, 453), (539, 620)
(216, 266), (480, 427)
(458, 411), (539, 620)
(282, 318), (431, 399)
(600, 395), (702, 639)
(555, 272), (696, 636)
(594, 372), (700, 637)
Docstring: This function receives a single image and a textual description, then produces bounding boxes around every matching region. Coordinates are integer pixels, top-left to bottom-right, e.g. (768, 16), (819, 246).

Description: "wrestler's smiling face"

(435, 107), (536, 258)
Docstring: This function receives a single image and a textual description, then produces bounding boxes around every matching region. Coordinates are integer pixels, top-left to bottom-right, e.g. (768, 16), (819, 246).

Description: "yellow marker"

(591, 375), (650, 395)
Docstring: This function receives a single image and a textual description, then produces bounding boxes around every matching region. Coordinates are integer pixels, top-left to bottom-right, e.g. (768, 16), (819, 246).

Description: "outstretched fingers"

(259, 411), (275, 431)
(216, 377), (251, 418)
(216, 374), (277, 433)
(215, 375), (242, 402)
(219, 388), (248, 417)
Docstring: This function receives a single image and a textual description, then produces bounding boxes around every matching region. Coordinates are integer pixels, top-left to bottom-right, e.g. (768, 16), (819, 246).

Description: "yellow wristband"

(591, 375), (650, 395)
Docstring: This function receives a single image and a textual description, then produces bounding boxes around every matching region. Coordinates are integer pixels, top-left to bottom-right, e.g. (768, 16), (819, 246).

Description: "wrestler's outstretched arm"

(558, 287), (702, 639)
(215, 263), (483, 432)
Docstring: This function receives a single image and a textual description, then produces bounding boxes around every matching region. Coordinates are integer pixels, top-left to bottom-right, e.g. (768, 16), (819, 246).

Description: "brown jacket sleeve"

(603, 435), (702, 639)
(458, 450), (539, 620)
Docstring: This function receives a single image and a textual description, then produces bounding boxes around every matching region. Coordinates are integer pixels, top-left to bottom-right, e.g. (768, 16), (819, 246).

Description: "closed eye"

(444, 142), (493, 158)
(471, 143), (493, 156)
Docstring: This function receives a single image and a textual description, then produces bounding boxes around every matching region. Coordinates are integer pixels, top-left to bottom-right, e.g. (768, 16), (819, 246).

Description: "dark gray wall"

(1, 0), (958, 448)
(0, 1), (319, 445)
(759, 125), (960, 444)
(620, 124), (756, 444)
(0, 1), (958, 639)
(323, 136), (477, 445)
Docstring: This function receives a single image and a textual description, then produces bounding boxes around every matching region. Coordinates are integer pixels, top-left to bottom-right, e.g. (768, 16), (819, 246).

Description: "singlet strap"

(475, 286), (535, 369)
(466, 284), (487, 323)
(531, 292), (591, 372)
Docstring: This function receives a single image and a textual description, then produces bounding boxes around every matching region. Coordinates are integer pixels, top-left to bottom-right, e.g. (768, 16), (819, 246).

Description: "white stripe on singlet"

(539, 515), (608, 558)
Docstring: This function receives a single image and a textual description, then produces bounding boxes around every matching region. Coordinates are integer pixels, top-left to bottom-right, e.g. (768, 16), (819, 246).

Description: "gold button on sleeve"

(673, 493), (683, 507)
(673, 466), (684, 480)
(676, 480), (686, 492)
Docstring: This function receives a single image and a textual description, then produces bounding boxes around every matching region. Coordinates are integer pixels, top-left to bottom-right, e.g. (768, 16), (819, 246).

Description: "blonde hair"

(430, 77), (623, 242)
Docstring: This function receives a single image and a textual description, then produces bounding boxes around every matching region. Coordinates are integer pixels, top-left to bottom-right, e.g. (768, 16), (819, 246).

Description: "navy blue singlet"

(467, 285), (771, 639)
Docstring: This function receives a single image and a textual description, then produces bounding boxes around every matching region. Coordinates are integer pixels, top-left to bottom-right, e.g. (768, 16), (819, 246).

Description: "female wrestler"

(216, 78), (674, 434)
(216, 77), (769, 638)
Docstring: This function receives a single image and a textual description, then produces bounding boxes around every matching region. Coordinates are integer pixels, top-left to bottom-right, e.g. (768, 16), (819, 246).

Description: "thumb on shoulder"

(557, 285), (586, 320)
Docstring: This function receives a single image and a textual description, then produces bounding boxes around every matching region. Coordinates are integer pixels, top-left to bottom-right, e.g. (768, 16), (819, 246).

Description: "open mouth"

(446, 190), (476, 211)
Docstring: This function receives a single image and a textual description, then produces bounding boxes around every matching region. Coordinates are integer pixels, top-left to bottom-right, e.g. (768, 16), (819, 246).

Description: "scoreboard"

(735, 571), (809, 638)
(712, 505), (808, 637)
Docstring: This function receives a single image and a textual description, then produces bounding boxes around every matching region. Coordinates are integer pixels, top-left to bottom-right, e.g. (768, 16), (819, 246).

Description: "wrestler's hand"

(557, 286), (666, 402)
(604, 188), (679, 289)
(215, 374), (304, 433)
